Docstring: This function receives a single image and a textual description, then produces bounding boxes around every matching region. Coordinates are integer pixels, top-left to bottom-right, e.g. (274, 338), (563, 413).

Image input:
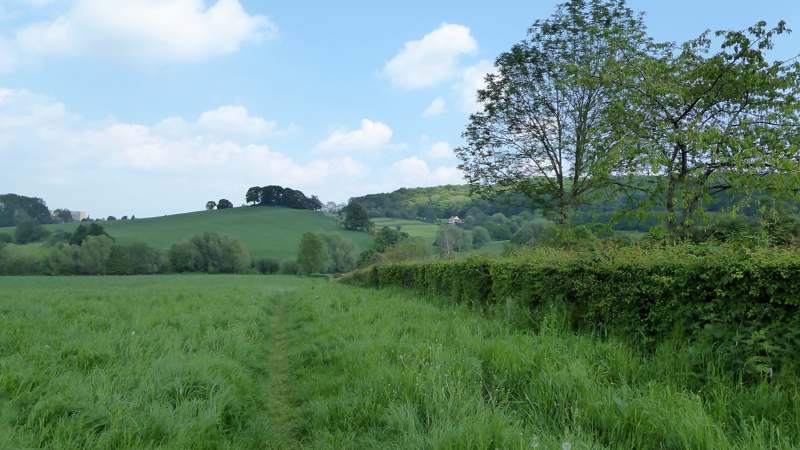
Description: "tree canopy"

(0, 194), (51, 227)
(342, 202), (371, 231)
(457, 0), (647, 223)
(244, 185), (323, 210)
(457, 0), (800, 234)
(616, 21), (800, 233)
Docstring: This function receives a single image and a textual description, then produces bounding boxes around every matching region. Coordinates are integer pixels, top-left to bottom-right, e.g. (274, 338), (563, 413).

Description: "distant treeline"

(351, 185), (531, 222)
(0, 223), (254, 276)
(350, 183), (798, 233)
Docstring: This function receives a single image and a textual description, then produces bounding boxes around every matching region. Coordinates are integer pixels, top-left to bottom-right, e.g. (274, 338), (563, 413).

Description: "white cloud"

(422, 96), (446, 118)
(456, 59), (496, 113)
(0, 88), (466, 216)
(384, 23), (477, 90)
(197, 106), (277, 139)
(390, 156), (463, 186)
(315, 119), (393, 154)
(9, 0), (275, 68)
(428, 141), (454, 159)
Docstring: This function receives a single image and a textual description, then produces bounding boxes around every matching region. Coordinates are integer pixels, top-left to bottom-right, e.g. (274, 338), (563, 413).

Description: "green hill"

(0, 207), (372, 261)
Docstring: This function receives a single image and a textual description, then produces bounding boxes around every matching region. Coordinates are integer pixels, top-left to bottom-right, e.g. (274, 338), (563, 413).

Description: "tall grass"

(1, 275), (798, 449)
(286, 283), (800, 449)
(0, 276), (283, 449)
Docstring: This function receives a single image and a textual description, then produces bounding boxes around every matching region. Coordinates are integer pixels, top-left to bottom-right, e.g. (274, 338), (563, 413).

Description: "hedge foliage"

(344, 246), (800, 379)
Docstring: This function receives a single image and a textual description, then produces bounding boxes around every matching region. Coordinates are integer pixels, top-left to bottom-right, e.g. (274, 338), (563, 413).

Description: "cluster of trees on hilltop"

(245, 185), (322, 210)
(0, 194), (51, 227)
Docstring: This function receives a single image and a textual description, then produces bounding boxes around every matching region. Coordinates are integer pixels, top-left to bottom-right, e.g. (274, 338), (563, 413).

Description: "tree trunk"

(665, 175), (677, 234)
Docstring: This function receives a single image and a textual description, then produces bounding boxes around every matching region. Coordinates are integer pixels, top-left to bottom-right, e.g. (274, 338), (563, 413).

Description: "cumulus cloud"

(456, 59), (496, 113)
(383, 23), (477, 90)
(390, 156), (463, 186)
(428, 141), (454, 159)
(315, 119), (394, 154)
(4, 0), (275, 70)
(422, 96), (446, 118)
(0, 87), (465, 216)
(197, 106), (277, 139)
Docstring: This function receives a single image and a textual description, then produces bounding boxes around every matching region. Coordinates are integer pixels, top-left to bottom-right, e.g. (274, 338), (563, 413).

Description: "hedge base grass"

(1, 275), (799, 449)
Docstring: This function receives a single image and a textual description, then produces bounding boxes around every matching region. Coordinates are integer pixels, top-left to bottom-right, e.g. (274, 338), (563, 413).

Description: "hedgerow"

(344, 246), (800, 379)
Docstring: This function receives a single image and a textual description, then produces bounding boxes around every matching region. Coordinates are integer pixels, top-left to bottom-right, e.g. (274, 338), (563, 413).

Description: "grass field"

(0, 207), (372, 261)
(372, 217), (508, 257)
(372, 217), (439, 242)
(2, 275), (798, 449)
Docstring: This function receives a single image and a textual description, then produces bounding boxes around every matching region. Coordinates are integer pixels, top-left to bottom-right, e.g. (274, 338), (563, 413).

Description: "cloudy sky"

(1, 0), (798, 218)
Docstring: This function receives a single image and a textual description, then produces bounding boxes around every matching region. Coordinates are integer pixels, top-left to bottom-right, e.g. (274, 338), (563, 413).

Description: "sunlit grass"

(1, 275), (798, 449)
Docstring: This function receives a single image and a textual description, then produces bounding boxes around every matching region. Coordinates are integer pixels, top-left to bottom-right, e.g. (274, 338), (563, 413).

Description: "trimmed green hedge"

(344, 247), (800, 378)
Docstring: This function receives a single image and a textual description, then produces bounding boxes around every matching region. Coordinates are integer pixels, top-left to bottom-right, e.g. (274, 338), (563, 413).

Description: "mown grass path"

(263, 294), (301, 449)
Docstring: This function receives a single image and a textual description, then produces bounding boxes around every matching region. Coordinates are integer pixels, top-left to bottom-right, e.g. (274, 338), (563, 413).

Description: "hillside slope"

(0, 207), (372, 261)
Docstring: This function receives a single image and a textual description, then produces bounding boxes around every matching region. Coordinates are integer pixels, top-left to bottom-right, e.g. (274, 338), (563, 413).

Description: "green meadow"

(1, 275), (798, 449)
(0, 207), (372, 260)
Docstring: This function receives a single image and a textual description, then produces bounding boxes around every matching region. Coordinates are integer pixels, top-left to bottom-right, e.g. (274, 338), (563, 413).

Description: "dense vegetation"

(2, 275), (798, 449)
(345, 245), (800, 379)
(351, 185), (531, 222)
(0, 193), (52, 226)
(245, 185), (323, 210)
(456, 0), (800, 234)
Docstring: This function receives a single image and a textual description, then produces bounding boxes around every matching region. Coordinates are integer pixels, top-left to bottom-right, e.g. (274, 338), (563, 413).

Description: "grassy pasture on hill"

(372, 217), (439, 243)
(372, 217), (509, 258)
(0, 207), (372, 260)
(1, 275), (798, 449)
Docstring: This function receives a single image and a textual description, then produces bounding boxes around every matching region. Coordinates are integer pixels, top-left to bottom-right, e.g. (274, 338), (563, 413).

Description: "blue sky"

(1, 0), (798, 218)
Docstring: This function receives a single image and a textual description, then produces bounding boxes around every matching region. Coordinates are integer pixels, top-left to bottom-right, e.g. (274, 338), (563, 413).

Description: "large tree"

(296, 232), (327, 275)
(245, 186), (262, 205)
(342, 202), (371, 231)
(618, 22), (800, 234)
(456, 0), (647, 224)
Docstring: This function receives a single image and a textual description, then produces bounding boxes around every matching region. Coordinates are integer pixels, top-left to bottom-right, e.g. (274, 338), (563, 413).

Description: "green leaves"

(618, 20), (800, 233)
(348, 246), (800, 379)
(457, 0), (648, 223)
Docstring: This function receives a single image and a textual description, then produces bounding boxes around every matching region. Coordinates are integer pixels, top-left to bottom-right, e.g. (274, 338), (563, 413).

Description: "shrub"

(168, 241), (201, 272)
(0, 233), (12, 244)
(107, 243), (165, 275)
(280, 260), (299, 275)
(69, 223), (110, 246)
(381, 237), (431, 263)
(471, 226), (491, 248)
(511, 222), (547, 245)
(44, 236), (115, 275)
(14, 219), (50, 244)
(373, 226), (409, 252)
(168, 232), (250, 273)
(75, 235), (114, 275)
(434, 226), (473, 254)
(484, 222), (512, 240)
(296, 233), (327, 275)
(255, 258), (281, 274)
(321, 234), (357, 273)
(47, 230), (72, 245)
(344, 246), (800, 379)
(0, 244), (44, 275)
